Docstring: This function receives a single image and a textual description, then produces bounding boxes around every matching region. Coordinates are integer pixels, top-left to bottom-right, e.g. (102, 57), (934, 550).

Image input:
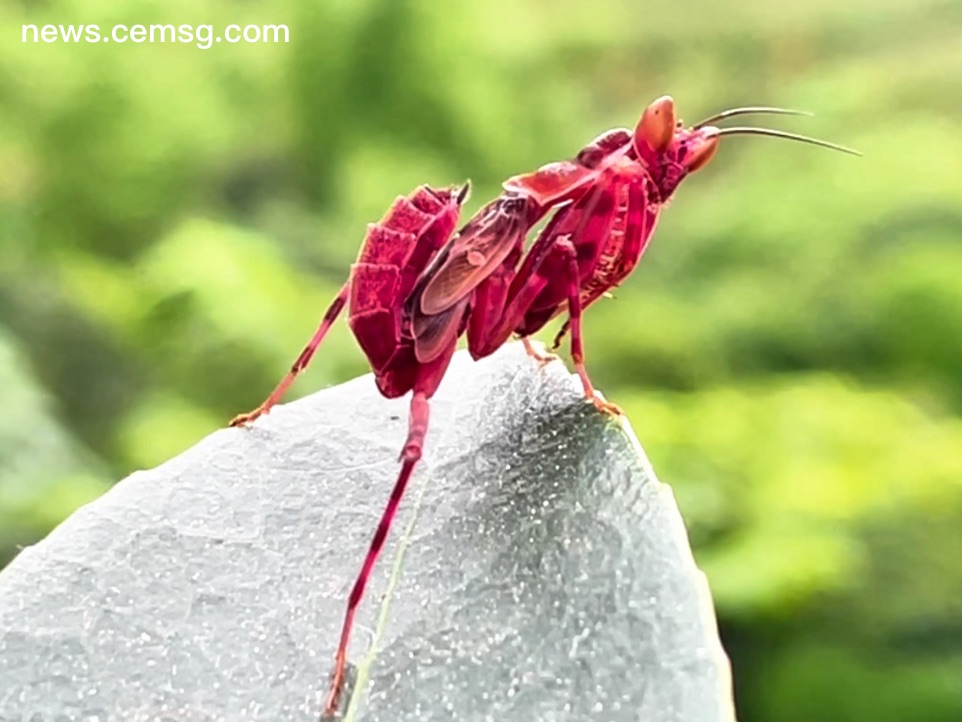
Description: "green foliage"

(0, 330), (111, 565)
(1, 0), (959, 719)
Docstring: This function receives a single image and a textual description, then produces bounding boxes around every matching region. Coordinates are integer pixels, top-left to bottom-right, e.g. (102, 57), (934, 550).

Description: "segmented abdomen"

(348, 186), (463, 379)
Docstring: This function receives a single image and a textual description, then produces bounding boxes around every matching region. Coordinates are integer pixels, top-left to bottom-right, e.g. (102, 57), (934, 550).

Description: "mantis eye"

(635, 95), (677, 153)
(684, 131), (720, 172)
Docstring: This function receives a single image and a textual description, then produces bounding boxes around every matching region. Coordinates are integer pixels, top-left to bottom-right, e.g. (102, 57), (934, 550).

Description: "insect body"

(229, 95), (854, 717)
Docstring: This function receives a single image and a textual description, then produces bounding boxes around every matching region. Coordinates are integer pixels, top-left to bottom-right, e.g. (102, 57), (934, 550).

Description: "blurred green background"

(2, 0), (961, 719)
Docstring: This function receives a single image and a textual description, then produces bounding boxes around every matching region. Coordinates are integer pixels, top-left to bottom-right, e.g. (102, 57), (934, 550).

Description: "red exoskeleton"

(229, 95), (855, 717)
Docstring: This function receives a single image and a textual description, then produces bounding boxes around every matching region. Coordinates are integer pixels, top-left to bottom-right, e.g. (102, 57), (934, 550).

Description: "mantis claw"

(589, 394), (624, 417)
(228, 408), (268, 427)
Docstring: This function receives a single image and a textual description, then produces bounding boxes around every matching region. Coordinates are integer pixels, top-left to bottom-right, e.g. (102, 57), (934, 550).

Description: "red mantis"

(228, 95), (855, 717)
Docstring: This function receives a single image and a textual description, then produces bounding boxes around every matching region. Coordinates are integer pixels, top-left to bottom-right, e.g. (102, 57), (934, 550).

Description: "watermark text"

(21, 23), (290, 50)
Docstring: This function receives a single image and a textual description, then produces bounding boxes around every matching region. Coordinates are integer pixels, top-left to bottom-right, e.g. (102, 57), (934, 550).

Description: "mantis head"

(632, 95), (858, 201)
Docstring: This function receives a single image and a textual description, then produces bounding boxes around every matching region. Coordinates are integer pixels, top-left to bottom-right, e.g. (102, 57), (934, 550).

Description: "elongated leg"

(558, 241), (622, 416)
(229, 282), (350, 427)
(521, 336), (557, 366)
(323, 391), (430, 717)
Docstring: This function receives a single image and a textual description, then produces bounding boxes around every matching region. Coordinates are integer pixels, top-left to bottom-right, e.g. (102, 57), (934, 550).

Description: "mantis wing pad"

(418, 195), (534, 316)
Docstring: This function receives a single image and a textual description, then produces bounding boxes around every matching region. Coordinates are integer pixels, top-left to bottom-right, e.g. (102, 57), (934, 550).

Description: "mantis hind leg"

(229, 281), (350, 427)
(322, 333), (459, 718)
(322, 389), (430, 717)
